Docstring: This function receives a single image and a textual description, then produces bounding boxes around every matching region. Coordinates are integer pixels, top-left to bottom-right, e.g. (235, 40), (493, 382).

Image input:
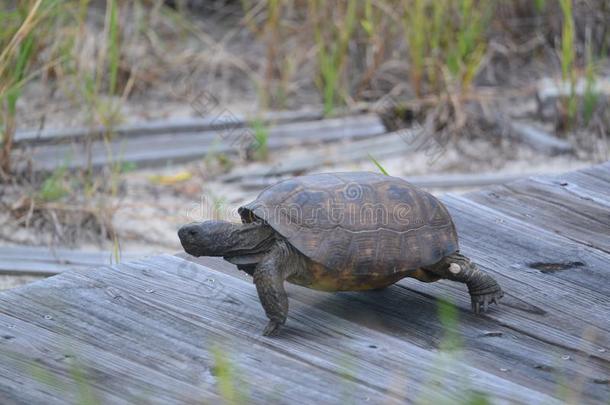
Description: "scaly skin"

(179, 220), (504, 336)
(252, 240), (296, 336)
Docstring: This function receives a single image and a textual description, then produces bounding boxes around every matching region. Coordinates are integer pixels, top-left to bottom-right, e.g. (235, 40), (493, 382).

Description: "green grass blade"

(368, 154), (389, 175)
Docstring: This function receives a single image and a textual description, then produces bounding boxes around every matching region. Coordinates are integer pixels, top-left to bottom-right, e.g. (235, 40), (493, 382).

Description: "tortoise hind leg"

(423, 252), (503, 314)
(253, 240), (300, 336)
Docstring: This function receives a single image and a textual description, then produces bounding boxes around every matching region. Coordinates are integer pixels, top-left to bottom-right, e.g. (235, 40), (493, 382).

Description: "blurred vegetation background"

(0, 0), (608, 250)
(1, 0), (608, 141)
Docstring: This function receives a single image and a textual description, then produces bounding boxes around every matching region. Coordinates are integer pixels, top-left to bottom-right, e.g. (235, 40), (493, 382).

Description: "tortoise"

(178, 172), (503, 336)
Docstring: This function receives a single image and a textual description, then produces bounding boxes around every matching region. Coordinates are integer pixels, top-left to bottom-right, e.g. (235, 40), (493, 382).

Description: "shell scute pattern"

(240, 172), (459, 281)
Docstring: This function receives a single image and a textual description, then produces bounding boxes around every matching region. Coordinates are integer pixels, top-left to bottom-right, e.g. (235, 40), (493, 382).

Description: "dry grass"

(5, 1), (608, 132)
(0, 0), (608, 247)
(1, 176), (118, 246)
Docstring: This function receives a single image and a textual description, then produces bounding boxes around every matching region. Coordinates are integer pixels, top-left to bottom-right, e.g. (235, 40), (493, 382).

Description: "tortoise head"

(178, 220), (240, 257)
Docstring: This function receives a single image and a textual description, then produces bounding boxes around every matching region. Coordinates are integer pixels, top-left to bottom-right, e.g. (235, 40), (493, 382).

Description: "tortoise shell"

(238, 172), (459, 285)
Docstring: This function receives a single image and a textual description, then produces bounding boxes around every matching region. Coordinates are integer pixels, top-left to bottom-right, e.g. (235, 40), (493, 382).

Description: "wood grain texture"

(0, 256), (562, 404)
(0, 163), (609, 403)
(20, 114), (385, 172)
(14, 108), (327, 145)
(504, 121), (574, 155)
(223, 129), (422, 183)
(464, 171), (610, 253)
(239, 170), (534, 191)
(0, 246), (142, 276)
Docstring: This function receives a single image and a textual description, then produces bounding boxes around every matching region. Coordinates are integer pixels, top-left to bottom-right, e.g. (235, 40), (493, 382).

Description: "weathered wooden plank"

(232, 151), (608, 193)
(433, 195), (610, 353)
(0, 246), (138, 264)
(1, 163), (609, 403)
(225, 131), (417, 183)
(503, 121), (574, 155)
(14, 108), (327, 146)
(0, 266), (386, 404)
(580, 161), (610, 182)
(537, 77), (610, 119)
(239, 171), (531, 191)
(0, 246), (141, 276)
(404, 172), (529, 189)
(0, 256), (562, 404)
(96, 256), (569, 402)
(447, 192), (610, 301)
(464, 177), (610, 253)
(561, 163), (610, 201)
(0, 314), (218, 404)
(524, 173), (610, 211)
(101, 256), (599, 400)
(191, 255), (610, 403)
(0, 260), (82, 276)
(23, 114), (385, 172)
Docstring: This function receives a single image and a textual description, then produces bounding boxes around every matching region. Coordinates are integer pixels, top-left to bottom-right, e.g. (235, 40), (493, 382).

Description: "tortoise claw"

(471, 289), (504, 314)
(262, 320), (283, 337)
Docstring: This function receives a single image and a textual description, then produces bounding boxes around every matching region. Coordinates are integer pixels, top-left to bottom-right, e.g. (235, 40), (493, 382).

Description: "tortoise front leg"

(423, 252), (504, 313)
(253, 241), (297, 336)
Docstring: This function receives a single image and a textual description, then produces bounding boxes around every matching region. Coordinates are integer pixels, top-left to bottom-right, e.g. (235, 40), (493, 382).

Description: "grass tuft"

(583, 35), (599, 125)
(38, 165), (70, 202)
(558, 0), (577, 125)
(402, 0), (490, 97)
(311, 0), (358, 115)
(251, 118), (270, 161)
(0, 0), (48, 176)
(106, 0), (120, 96)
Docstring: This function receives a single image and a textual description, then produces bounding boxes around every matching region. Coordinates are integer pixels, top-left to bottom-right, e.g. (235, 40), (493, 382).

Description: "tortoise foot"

(470, 289), (504, 314)
(262, 320), (283, 337)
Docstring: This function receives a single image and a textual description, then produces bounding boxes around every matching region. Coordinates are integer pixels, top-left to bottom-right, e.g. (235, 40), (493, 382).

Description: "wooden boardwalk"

(0, 163), (609, 404)
(16, 113), (386, 172)
(0, 246), (142, 276)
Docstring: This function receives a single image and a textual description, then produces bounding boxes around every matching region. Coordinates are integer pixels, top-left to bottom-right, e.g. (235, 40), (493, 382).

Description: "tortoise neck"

(221, 221), (276, 258)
